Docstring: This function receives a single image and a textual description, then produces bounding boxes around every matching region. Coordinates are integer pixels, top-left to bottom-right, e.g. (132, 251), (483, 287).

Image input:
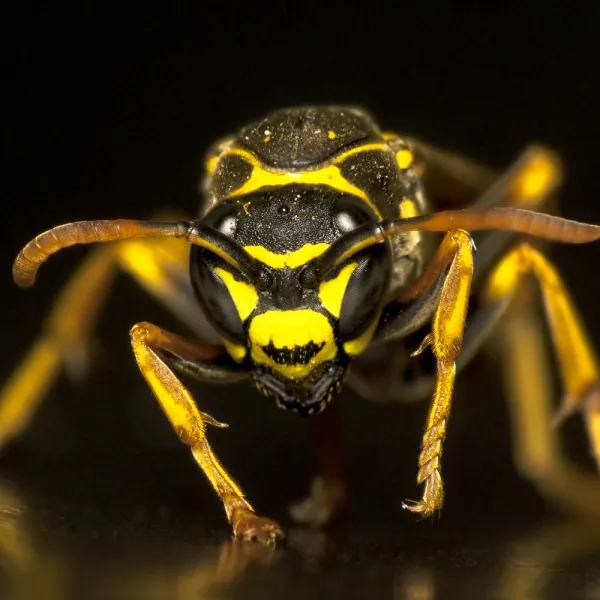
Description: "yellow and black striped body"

(190, 107), (427, 414)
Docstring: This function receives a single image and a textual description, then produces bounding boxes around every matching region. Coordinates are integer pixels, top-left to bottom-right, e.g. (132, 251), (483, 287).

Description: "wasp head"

(190, 186), (391, 414)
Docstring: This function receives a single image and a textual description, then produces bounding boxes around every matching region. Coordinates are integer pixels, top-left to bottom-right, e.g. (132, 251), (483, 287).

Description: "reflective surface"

(1, 308), (599, 599)
(1, 472), (600, 599)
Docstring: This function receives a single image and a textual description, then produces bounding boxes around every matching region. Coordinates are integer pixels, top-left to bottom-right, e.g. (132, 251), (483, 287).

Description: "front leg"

(401, 229), (475, 516)
(129, 322), (283, 545)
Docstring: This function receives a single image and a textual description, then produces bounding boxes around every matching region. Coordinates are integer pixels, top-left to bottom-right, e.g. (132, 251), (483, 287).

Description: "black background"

(2, 4), (600, 598)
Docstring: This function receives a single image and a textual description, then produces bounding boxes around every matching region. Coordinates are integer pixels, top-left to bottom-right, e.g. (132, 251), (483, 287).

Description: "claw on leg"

(130, 322), (282, 542)
(402, 470), (444, 517)
(231, 507), (284, 546)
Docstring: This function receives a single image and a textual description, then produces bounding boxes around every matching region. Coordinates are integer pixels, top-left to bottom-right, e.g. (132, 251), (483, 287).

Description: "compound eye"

(338, 245), (389, 343)
(189, 201), (260, 345)
(190, 247), (253, 345)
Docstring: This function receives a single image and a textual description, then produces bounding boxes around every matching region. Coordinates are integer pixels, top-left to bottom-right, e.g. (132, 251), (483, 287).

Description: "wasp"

(4, 106), (600, 544)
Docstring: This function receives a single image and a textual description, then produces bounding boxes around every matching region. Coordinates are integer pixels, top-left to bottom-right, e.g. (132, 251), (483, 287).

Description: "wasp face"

(190, 186), (391, 415)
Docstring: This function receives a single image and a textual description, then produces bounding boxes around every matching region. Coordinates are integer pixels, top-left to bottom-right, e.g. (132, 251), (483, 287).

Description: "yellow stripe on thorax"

(215, 144), (390, 218)
(395, 149), (414, 169)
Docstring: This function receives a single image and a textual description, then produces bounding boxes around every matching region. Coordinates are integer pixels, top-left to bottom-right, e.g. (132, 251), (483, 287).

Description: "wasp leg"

(0, 247), (116, 450)
(0, 233), (217, 452)
(289, 404), (349, 527)
(402, 229), (475, 516)
(485, 248), (600, 517)
(498, 517), (600, 600)
(407, 137), (496, 208)
(374, 145), (562, 348)
(409, 138), (560, 211)
(129, 321), (283, 544)
(349, 292), (512, 408)
(178, 539), (278, 597)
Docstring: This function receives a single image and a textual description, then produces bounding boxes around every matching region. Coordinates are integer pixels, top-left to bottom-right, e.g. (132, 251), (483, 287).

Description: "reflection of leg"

(486, 247), (600, 518)
(499, 517), (600, 600)
(178, 539), (278, 597)
(0, 480), (65, 600)
(130, 322), (283, 544)
(0, 481), (34, 577)
(289, 403), (348, 527)
(0, 234), (212, 452)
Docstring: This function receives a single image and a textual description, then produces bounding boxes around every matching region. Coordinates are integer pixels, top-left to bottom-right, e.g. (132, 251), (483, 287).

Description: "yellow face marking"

(248, 310), (337, 380)
(333, 236), (380, 269)
(193, 239), (241, 272)
(343, 317), (379, 356)
(395, 149), (414, 170)
(219, 144), (391, 218)
(382, 131), (398, 141)
(214, 267), (258, 321)
(244, 243), (329, 269)
(318, 263), (358, 318)
(328, 130), (337, 140)
(222, 339), (247, 363)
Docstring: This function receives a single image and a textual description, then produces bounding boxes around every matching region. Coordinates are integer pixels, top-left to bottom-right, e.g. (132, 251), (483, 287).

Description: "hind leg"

(0, 232), (215, 450)
(485, 246), (600, 517)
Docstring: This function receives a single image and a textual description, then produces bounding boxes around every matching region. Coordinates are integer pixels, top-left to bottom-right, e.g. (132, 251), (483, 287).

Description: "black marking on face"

(260, 340), (325, 365)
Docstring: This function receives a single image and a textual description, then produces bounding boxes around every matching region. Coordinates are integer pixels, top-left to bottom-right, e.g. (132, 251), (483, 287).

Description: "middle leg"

(484, 244), (600, 517)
